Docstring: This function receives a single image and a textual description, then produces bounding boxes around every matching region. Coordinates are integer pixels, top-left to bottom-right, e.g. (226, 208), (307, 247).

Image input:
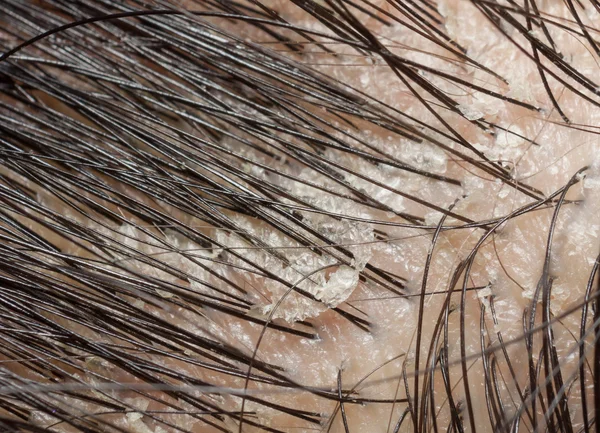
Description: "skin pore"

(1, 0), (600, 432)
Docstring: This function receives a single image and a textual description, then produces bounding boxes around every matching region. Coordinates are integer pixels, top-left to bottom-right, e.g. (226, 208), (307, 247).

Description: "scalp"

(0, 1), (600, 432)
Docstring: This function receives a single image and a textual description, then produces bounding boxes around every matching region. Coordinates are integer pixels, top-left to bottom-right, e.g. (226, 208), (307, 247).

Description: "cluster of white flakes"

(458, 104), (484, 121)
(212, 199), (376, 321)
(311, 265), (360, 307)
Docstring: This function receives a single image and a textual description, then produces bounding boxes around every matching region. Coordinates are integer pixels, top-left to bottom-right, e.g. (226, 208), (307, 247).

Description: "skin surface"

(1, 0), (600, 432)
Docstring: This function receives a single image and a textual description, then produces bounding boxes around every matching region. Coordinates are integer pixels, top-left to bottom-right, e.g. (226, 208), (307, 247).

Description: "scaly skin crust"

(1, 1), (600, 432)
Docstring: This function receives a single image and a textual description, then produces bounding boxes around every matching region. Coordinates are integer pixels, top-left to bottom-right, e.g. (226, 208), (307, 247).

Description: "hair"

(0, 0), (599, 432)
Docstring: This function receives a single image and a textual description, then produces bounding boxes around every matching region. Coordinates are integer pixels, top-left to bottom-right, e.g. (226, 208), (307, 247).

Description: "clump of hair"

(0, 0), (600, 432)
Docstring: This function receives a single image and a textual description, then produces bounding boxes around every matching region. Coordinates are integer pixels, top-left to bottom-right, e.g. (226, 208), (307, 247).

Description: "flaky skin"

(1, 0), (600, 432)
